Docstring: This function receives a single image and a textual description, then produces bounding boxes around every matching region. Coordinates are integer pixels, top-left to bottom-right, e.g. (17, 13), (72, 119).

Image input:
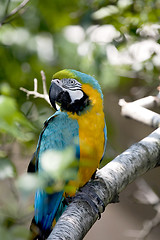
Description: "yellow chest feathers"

(67, 84), (105, 187)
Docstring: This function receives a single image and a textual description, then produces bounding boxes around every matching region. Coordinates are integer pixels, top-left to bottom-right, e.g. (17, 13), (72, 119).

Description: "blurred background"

(0, 0), (160, 239)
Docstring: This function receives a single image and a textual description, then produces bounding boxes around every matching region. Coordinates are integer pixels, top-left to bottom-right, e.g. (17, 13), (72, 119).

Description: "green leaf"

(41, 147), (77, 179)
(17, 147), (78, 195)
(92, 5), (119, 20)
(0, 225), (29, 240)
(0, 158), (16, 179)
(10, 225), (30, 240)
(0, 95), (35, 141)
(16, 173), (42, 194)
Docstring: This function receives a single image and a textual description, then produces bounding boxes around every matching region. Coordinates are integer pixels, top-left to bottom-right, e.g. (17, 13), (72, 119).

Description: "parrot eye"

(69, 79), (75, 85)
(67, 79), (75, 86)
(61, 78), (82, 90)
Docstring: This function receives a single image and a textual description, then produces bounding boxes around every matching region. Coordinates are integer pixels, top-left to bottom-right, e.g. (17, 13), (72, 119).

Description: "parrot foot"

(63, 187), (105, 219)
(75, 188), (105, 219)
(63, 196), (73, 206)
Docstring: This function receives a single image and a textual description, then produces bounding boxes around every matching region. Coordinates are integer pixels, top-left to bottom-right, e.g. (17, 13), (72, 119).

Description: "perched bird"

(28, 69), (107, 239)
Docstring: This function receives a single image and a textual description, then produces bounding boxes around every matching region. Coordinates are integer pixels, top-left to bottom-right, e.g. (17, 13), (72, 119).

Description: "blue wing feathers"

(38, 112), (79, 155)
(34, 111), (79, 232)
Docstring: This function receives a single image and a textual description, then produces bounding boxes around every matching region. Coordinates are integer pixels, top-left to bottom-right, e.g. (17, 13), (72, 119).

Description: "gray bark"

(119, 97), (160, 128)
(48, 127), (160, 240)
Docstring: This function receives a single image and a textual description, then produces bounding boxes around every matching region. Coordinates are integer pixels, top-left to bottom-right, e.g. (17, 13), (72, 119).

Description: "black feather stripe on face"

(60, 91), (90, 115)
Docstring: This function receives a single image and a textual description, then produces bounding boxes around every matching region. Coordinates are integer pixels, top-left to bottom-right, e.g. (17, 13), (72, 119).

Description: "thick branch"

(48, 127), (160, 240)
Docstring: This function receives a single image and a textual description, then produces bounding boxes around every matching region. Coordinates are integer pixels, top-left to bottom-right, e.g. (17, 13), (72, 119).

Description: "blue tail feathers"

(34, 189), (64, 231)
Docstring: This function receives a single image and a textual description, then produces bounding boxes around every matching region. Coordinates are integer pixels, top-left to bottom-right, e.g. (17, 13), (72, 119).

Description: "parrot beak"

(49, 79), (63, 111)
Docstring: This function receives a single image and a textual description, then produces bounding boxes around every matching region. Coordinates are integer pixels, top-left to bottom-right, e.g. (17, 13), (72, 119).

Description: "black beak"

(49, 80), (63, 110)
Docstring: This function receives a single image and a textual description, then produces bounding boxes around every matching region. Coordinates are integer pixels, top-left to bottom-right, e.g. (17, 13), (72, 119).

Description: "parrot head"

(49, 69), (103, 115)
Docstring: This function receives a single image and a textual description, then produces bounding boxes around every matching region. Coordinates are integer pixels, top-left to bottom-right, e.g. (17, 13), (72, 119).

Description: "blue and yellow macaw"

(28, 69), (107, 239)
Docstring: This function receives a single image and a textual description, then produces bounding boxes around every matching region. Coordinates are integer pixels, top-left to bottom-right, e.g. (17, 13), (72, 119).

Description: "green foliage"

(0, 158), (16, 179)
(0, 225), (29, 240)
(0, 95), (35, 141)
(17, 147), (78, 195)
(0, 191), (30, 240)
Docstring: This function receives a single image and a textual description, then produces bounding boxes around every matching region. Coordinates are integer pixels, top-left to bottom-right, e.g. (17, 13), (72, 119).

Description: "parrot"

(28, 69), (107, 240)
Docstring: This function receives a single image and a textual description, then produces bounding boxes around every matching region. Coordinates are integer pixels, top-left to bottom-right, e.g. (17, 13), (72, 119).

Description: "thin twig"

(0, 0), (30, 26)
(41, 70), (48, 96)
(20, 71), (51, 105)
(125, 179), (160, 239)
(34, 78), (38, 92)
(4, 0), (11, 17)
(9, 178), (20, 202)
(6, 0), (30, 18)
(126, 207), (160, 239)
(134, 179), (159, 205)
(138, 209), (160, 239)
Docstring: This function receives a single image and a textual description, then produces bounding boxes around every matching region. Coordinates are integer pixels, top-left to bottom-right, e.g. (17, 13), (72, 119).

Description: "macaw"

(28, 69), (107, 240)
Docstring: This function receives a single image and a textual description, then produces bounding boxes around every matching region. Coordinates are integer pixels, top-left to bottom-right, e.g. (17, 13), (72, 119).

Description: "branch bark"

(48, 127), (160, 240)
(119, 97), (160, 128)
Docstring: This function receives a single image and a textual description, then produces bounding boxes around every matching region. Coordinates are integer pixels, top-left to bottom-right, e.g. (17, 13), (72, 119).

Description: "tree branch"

(0, 0), (30, 27)
(47, 127), (160, 240)
(119, 96), (160, 128)
(126, 179), (160, 239)
(20, 71), (51, 105)
(126, 207), (160, 240)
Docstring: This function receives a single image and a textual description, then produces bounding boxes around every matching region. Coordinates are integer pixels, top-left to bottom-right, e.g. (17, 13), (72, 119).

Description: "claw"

(63, 186), (105, 220)
(62, 196), (73, 206)
(75, 192), (100, 215)
(75, 188), (105, 219)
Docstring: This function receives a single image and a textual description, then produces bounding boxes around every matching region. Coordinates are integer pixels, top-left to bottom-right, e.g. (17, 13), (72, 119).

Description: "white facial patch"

(67, 89), (83, 103)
